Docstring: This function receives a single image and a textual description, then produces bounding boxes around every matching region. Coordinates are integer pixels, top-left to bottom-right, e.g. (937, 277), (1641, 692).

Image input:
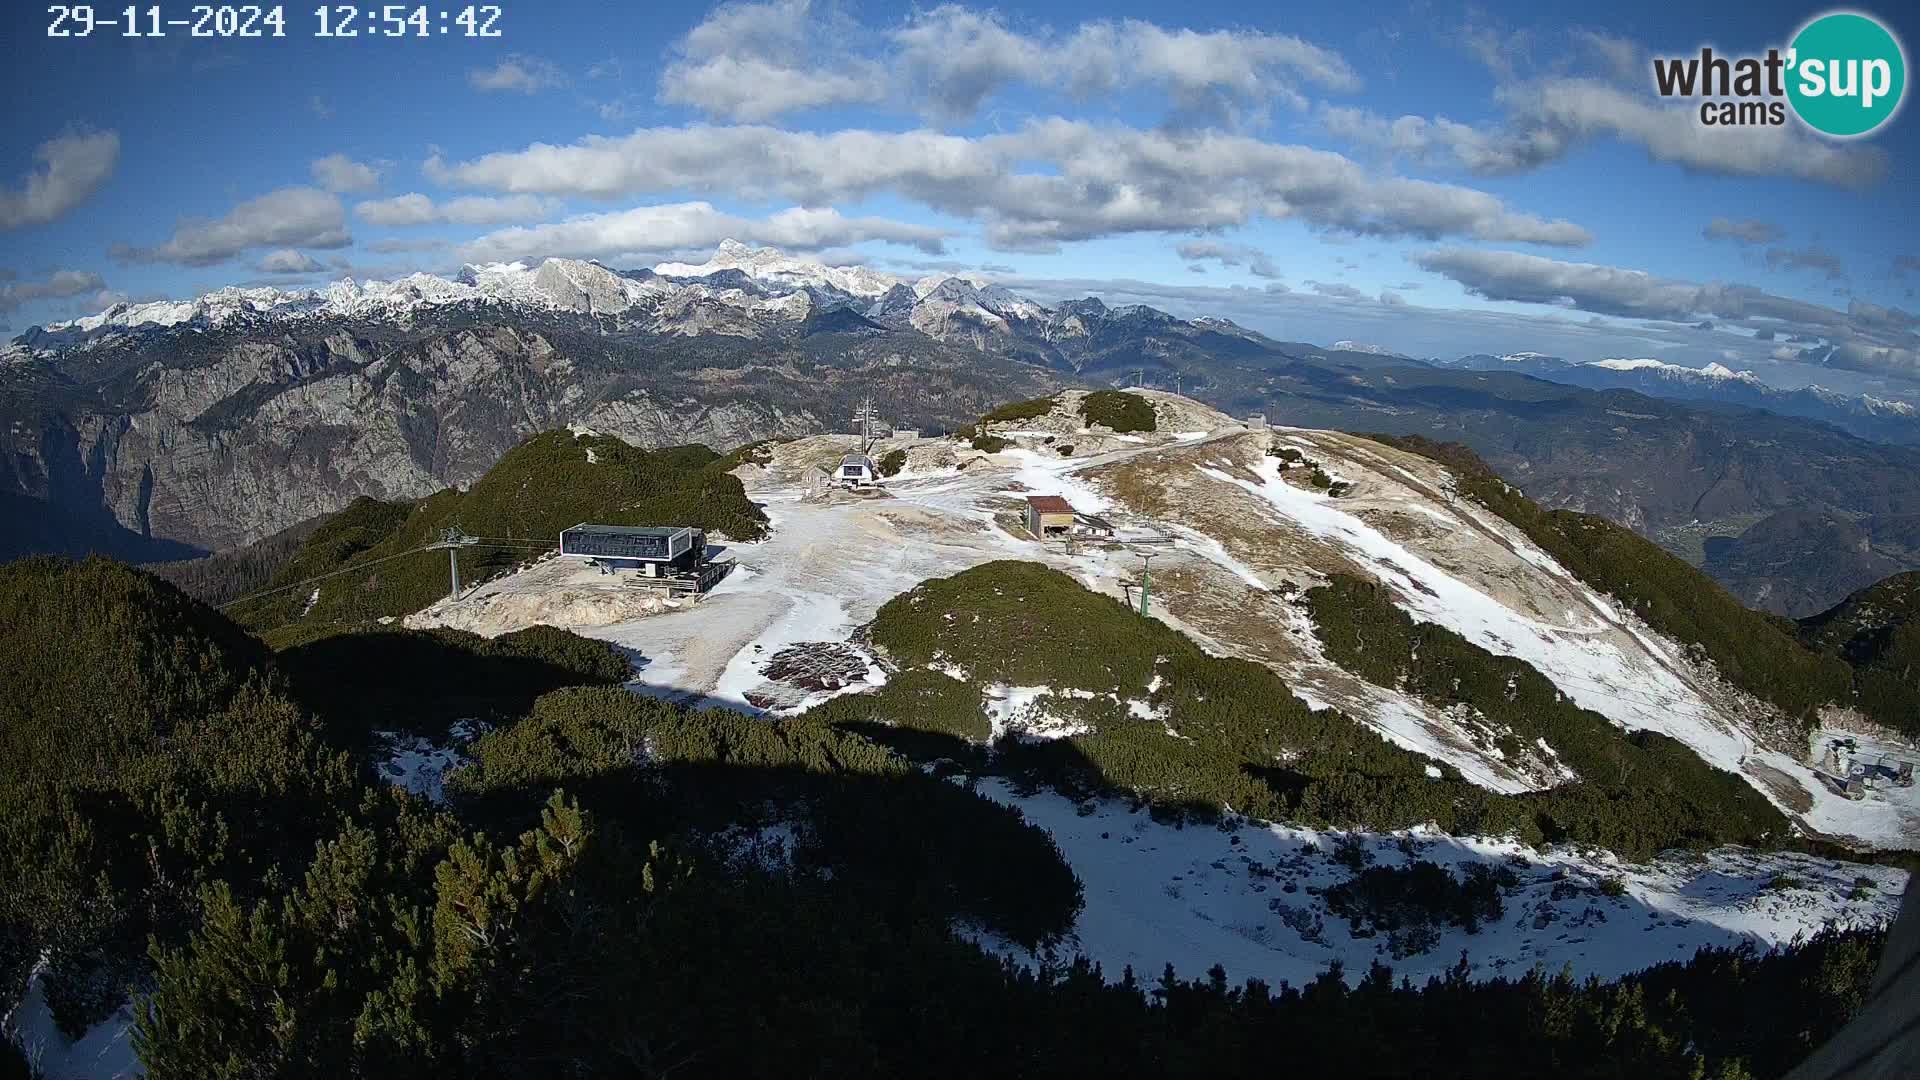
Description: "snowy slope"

(1081, 425), (1917, 847)
(975, 780), (1904, 990)
(412, 392), (1916, 851)
(372, 395), (1912, 999)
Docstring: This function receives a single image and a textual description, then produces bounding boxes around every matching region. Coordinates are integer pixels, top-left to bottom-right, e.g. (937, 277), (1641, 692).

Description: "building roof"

(561, 523), (695, 539)
(841, 454), (874, 467)
(1026, 495), (1075, 513)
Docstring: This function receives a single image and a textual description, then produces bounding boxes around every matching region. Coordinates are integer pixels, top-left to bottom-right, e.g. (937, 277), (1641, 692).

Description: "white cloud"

(1763, 245), (1847, 280)
(0, 268), (108, 311)
(354, 193), (436, 226)
(426, 120), (1589, 252)
(0, 131), (120, 229)
(656, 3), (1358, 124)
(255, 249), (325, 274)
(468, 54), (565, 94)
(456, 202), (947, 263)
(1321, 27), (1887, 190)
(1176, 240), (1279, 278)
(1415, 247), (1919, 375)
(115, 187), (350, 266)
(1569, 29), (1641, 84)
(1304, 280), (1366, 300)
(355, 193), (555, 227)
(366, 237), (450, 254)
(1702, 217), (1782, 245)
(1416, 248), (1702, 319)
(894, 10), (1360, 123)
(662, 54), (888, 122)
(659, 0), (886, 121)
(1519, 78), (1885, 188)
(310, 154), (381, 194)
(1319, 105), (1568, 174)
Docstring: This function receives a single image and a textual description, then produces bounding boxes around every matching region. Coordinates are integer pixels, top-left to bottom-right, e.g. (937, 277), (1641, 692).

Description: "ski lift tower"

(426, 527), (480, 600)
(853, 394), (880, 455)
(1137, 551), (1159, 616)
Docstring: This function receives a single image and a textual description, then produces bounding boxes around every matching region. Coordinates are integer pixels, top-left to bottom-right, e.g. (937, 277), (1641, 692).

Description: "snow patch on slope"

(1199, 456), (1750, 771)
(976, 780), (1907, 990)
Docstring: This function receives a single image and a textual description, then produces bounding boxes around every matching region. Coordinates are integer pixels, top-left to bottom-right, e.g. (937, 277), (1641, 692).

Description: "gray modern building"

(558, 524), (707, 576)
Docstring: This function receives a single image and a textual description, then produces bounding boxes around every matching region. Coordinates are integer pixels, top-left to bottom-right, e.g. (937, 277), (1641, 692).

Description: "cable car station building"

(558, 524), (724, 593)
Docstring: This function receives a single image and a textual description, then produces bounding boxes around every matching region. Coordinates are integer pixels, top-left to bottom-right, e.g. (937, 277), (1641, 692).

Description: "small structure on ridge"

(1025, 495), (1077, 538)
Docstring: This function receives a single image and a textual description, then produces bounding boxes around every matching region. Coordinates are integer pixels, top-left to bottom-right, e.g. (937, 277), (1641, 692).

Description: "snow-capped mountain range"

(1328, 340), (1412, 358)
(19, 240), (1072, 352)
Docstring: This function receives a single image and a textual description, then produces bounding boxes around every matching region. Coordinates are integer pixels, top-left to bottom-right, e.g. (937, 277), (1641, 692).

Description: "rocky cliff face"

(2, 312), (1051, 555)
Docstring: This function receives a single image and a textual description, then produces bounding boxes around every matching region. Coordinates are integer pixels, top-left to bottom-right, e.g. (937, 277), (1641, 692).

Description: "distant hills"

(1433, 351), (1920, 446)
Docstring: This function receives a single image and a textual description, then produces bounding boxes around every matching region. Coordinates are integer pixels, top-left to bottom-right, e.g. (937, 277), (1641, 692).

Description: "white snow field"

(3, 964), (140, 1079)
(972, 780), (1905, 990)
(399, 394), (1914, 991)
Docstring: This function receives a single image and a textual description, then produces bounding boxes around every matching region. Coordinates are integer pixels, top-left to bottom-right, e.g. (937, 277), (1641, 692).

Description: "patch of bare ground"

(1751, 762), (1817, 814)
(1086, 433), (1366, 584)
(1144, 561), (1304, 669)
(873, 506), (989, 540)
(991, 511), (1032, 540)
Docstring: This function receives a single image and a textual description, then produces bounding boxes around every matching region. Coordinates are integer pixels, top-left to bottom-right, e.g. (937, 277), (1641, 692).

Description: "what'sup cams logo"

(1652, 10), (1906, 136)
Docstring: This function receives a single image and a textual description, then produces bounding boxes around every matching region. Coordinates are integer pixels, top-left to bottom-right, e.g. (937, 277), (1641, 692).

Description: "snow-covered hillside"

(413, 391), (1919, 852)
(387, 393), (1916, 1000)
(976, 781), (1903, 991)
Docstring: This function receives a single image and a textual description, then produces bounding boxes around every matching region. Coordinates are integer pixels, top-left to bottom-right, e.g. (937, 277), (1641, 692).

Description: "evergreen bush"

(1078, 390), (1157, 433)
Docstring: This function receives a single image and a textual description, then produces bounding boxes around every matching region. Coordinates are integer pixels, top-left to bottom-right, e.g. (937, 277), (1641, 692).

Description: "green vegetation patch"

(449, 687), (1081, 947)
(969, 431), (1012, 453)
(1364, 434), (1852, 729)
(0, 556), (277, 790)
(877, 448), (908, 477)
(838, 563), (1482, 829)
(231, 430), (769, 635)
(1324, 860), (1517, 957)
(0, 558), (363, 1040)
(278, 624), (631, 743)
(1798, 571), (1920, 738)
(709, 437), (779, 472)
(981, 395), (1058, 424)
(1077, 389), (1157, 433)
(825, 561), (1789, 857)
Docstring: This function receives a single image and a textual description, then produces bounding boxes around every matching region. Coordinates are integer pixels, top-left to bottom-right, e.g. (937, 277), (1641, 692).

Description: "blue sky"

(3, 0), (1917, 391)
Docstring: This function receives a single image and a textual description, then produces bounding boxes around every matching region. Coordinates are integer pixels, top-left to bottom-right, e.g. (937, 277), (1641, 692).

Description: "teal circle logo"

(1787, 12), (1906, 136)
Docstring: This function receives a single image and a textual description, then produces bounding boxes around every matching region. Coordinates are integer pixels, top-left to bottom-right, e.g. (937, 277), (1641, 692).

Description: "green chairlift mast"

(1137, 551), (1158, 616)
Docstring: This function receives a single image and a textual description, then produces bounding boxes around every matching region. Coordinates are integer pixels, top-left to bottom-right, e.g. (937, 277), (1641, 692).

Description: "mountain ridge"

(14, 241), (1920, 619)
